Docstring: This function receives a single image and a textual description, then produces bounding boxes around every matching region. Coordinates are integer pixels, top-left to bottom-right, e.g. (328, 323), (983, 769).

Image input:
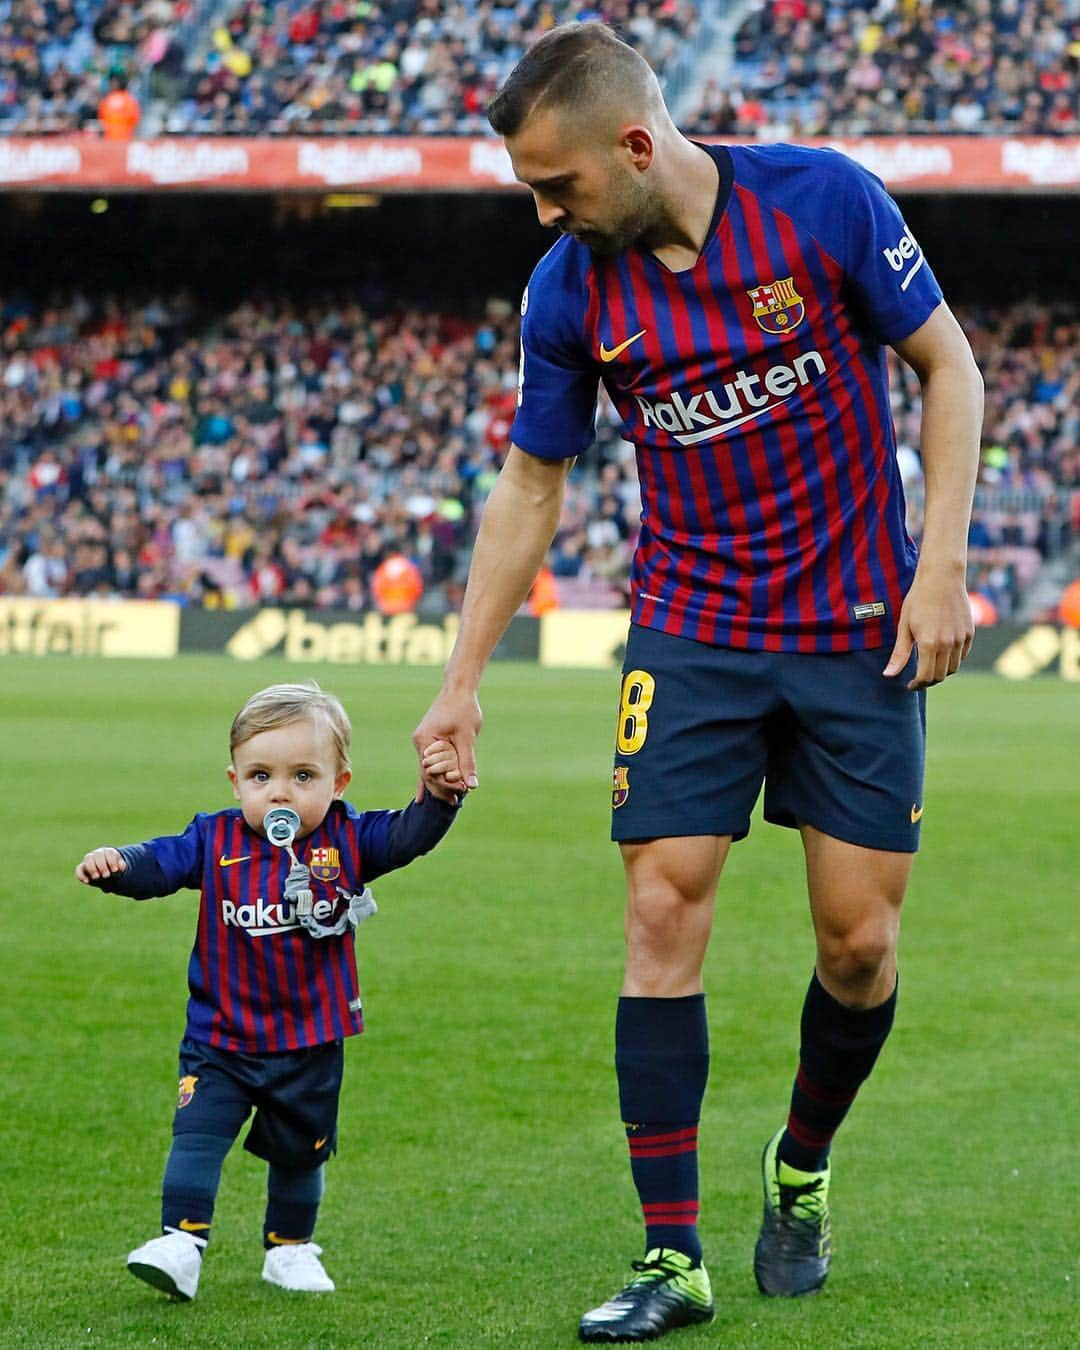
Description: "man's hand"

(412, 689), (483, 802)
(76, 847), (126, 884)
(883, 565), (974, 688)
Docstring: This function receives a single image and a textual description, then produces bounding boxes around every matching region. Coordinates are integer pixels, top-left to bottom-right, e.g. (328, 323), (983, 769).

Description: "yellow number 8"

(616, 669), (656, 756)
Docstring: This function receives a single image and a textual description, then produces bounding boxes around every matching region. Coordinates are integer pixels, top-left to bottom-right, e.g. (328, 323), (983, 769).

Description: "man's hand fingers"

(908, 642), (935, 689)
(883, 627), (913, 678)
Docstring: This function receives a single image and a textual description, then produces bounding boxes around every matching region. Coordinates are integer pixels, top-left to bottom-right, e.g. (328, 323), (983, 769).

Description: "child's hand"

(420, 738), (466, 797)
(76, 847), (126, 884)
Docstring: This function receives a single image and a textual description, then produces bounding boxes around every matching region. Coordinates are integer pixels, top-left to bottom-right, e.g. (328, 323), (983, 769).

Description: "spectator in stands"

(683, 0), (1080, 138)
(0, 293), (1074, 618)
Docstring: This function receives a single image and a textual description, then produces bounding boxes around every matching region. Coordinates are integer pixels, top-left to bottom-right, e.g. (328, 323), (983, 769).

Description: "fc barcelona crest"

(612, 766), (630, 810)
(309, 847), (341, 883)
(177, 1075), (198, 1109)
(747, 276), (805, 336)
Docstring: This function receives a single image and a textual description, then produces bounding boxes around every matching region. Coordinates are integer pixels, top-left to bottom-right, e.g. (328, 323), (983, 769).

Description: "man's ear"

(623, 125), (655, 171)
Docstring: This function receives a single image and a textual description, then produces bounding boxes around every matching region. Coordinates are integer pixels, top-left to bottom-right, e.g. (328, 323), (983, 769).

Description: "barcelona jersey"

(511, 143), (944, 652)
(98, 796), (457, 1053)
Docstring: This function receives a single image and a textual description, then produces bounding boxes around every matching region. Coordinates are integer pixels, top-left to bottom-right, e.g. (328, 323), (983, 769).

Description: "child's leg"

(264, 1163), (325, 1249)
(162, 1041), (252, 1245)
(161, 1133), (234, 1242)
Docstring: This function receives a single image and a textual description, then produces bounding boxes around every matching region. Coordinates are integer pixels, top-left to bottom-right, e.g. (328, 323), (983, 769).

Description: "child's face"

(227, 717), (351, 840)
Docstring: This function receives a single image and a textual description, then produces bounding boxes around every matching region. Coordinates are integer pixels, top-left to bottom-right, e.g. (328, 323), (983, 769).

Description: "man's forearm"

(915, 358), (983, 573)
(444, 447), (570, 692)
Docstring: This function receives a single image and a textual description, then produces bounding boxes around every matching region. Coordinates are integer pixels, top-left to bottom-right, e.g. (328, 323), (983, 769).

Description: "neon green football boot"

(579, 1247), (714, 1342)
(753, 1129), (832, 1297)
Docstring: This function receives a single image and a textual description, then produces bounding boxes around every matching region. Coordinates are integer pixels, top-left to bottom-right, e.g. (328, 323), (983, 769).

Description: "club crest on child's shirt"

(309, 847), (341, 883)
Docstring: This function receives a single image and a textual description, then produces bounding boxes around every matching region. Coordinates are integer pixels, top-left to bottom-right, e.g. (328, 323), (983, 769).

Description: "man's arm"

(885, 301), (984, 688)
(413, 444), (573, 794)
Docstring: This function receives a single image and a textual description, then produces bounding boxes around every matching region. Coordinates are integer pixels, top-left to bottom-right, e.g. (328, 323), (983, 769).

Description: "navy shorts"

(173, 1036), (344, 1170)
(611, 624), (926, 853)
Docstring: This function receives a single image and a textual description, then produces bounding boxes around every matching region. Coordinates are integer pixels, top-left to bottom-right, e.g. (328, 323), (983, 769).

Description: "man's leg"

(785, 826), (910, 1163)
(579, 835), (725, 1343)
(755, 827), (911, 1297)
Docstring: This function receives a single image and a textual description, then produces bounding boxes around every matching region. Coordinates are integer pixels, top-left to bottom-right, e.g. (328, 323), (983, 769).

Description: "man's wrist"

(441, 668), (481, 697)
(915, 553), (967, 578)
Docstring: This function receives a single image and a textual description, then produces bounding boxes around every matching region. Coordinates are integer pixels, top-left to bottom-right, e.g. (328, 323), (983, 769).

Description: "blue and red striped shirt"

(511, 143), (944, 652)
(98, 796), (457, 1053)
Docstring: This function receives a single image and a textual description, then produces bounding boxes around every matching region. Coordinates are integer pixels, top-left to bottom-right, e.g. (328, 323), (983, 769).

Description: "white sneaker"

(262, 1242), (335, 1292)
(127, 1230), (204, 1301)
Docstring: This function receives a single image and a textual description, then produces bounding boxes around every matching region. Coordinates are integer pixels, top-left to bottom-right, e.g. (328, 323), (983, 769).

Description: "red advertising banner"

(0, 136), (1078, 192)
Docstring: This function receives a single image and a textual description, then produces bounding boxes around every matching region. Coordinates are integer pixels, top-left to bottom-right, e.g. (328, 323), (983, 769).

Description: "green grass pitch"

(0, 656), (1076, 1348)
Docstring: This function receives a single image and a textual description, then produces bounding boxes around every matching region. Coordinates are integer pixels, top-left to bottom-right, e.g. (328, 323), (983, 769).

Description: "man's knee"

(817, 915), (898, 991)
(620, 838), (725, 995)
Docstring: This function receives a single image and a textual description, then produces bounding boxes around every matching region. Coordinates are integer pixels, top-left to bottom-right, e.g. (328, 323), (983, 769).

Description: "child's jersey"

(511, 143), (944, 653)
(98, 796), (457, 1053)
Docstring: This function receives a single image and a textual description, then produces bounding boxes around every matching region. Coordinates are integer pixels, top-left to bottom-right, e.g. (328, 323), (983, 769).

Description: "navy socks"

(616, 994), (710, 1264)
(161, 1131), (232, 1244)
(779, 972), (898, 1173)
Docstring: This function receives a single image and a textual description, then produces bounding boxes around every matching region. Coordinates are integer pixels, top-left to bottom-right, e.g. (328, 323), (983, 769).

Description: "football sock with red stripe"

(778, 972), (898, 1173)
(264, 1163), (324, 1249)
(616, 994), (709, 1265)
(161, 1130), (232, 1245)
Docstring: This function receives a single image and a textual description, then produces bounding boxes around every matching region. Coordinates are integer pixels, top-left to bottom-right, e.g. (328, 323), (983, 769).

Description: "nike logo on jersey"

(219, 854), (251, 867)
(600, 328), (647, 362)
(910, 804), (924, 823)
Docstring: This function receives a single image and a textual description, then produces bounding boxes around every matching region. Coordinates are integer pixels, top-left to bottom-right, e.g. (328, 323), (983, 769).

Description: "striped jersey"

(511, 143), (944, 652)
(100, 796), (457, 1053)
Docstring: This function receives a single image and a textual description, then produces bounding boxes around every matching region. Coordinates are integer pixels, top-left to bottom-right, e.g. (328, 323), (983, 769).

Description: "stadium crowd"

(3, 0), (1078, 137)
(0, 0), (184, 134)
(0, 292), (1076, 619)
(0, 0), (701, 136)
(684, 0), (1080, 139)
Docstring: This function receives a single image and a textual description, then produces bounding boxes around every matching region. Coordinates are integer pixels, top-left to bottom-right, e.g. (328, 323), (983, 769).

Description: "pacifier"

(263, 807), (301, 850)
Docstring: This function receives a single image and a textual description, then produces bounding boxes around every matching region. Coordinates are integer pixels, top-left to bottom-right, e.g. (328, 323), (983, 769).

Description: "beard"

(562, 164), (660, 256)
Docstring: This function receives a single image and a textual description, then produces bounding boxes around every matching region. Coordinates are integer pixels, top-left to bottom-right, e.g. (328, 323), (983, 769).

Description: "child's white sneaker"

(127, 1230), (204, 1301)
(262, 1241), (335, 1292)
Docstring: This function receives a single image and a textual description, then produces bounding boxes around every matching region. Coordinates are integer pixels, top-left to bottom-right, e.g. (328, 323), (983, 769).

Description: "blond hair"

(230, 681), (352, 772)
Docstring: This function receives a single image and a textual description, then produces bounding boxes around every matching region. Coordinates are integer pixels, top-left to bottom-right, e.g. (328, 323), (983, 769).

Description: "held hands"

(883, 565), (975, 689)
(412, 688), (482, 803)
(76, 847), (126, 884)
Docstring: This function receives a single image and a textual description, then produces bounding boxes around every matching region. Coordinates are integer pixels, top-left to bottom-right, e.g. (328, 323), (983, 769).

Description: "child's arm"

(74, 818), (207, 900)
(354, 791), (462, 883)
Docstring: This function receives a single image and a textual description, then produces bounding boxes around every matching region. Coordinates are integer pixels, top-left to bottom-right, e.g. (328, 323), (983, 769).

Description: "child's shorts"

(172, 1035), (344, 1170)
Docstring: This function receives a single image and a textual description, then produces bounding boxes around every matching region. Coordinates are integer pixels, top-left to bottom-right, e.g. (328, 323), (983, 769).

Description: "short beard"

(573, 165), (661, 256)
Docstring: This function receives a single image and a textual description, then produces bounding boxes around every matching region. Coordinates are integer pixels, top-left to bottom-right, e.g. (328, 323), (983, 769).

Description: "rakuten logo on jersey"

(635, 350), (826, 446)
(222, 897), (301, 937)
(882, 224), (925, 292)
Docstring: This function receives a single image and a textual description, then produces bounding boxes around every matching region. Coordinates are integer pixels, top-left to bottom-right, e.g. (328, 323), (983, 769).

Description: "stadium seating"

(683, 0), (1080, 139)
(0, 294), (1075, 614)
(6, 1), (1074, 138)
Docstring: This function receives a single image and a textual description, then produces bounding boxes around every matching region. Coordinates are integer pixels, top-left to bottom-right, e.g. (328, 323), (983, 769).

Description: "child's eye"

(296, 771), (312, 783)
(252, 771), (269, 783)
